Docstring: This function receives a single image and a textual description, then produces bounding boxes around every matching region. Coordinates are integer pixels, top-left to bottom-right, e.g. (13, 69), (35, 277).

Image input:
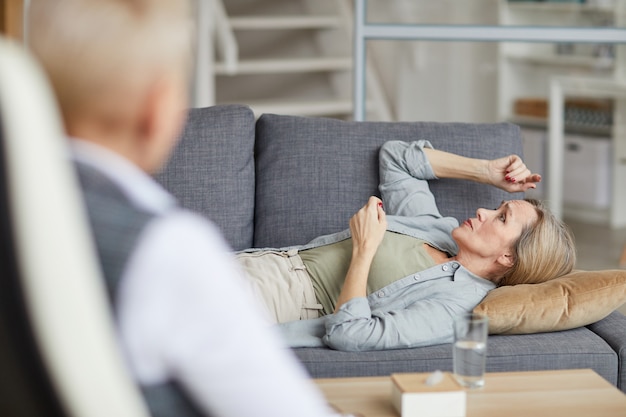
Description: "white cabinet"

(563, 134), (612, 209)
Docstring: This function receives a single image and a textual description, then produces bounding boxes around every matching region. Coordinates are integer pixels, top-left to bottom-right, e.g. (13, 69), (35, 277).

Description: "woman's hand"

(486, 154), (541, 193)
(334, 197), (387, 312)
(349, 196), (387, 258)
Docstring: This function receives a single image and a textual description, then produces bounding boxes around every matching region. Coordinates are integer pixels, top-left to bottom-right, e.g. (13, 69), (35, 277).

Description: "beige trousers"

(236, 249), (323, 324)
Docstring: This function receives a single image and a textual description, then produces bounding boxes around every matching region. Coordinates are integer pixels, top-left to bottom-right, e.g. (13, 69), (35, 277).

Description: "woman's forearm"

(334, 251), (373, 313)
(422, 148), (489, 183)
(422, 147), (541, 193)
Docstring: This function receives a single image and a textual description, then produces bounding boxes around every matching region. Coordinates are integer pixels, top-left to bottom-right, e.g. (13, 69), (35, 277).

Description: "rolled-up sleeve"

(378, 140), (443, 219)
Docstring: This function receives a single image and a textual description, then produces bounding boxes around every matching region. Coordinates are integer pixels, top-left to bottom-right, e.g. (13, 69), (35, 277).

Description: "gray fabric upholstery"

(156, 105), (256, 251)
(587, 311), (626, 391)
(254, 114), (523, 248)
(294, 326), (618, 386)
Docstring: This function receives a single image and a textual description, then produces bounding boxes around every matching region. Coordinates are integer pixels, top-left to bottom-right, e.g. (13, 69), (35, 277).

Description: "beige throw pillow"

(474, 269), (626, 335)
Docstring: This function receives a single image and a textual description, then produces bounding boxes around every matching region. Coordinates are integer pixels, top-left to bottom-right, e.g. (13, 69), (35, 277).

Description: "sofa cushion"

(475, 269), (626, 335)
(156, 105), (256, 251)
(294, 326), (618, 389)
(254, 114), (523, 248)
(587, 311), (626, 392)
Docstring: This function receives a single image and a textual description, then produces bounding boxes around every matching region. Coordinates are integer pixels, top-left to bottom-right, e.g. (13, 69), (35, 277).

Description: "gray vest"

(75, 162), (207, 417)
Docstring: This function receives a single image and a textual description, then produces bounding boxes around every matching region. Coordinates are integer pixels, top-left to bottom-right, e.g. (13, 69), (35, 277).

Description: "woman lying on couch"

(237, 140), (576, 351)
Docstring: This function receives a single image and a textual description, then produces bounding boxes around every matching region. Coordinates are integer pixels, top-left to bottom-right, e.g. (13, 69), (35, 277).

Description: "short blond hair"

(500, 199), (576, 286)
(28, 0), (193, 121)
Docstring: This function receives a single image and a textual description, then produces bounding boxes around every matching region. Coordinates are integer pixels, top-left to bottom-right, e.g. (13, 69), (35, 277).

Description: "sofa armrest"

(586, 311), (626, 392)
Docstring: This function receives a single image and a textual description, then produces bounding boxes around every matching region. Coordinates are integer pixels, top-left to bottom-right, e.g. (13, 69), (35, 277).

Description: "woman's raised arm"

(422, 148), (541, 193)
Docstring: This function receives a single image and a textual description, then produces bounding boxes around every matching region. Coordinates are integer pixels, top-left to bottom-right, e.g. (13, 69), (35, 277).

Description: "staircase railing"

(337, 0), (393, 121)
(192, 0), (238, 108)
(213, 0), (238, 75)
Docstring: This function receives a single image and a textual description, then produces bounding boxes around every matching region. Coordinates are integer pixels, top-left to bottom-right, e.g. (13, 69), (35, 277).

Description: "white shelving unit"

(498, 0), (626, 226)
(498, 0), (622, 125)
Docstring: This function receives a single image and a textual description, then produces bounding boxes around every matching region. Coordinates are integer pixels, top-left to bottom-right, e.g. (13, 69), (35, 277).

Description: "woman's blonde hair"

(499, 199), (576, 286)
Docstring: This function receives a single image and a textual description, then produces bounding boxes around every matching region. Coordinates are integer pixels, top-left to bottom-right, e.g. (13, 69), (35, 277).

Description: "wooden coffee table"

(315, 369), (626, 417)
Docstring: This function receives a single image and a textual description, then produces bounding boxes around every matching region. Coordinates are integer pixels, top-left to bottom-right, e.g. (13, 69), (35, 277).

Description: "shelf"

(215, 57), (352, 75)
(220, 98), (377, 118)
(508, 115), (612, 136)
(504, 51), (614, 69)
(507, 1), (614, 14)
(229, 16), (342, 31)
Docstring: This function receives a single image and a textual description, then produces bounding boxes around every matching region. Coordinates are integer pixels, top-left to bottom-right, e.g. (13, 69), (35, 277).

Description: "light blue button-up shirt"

(278, 140), (495, 351)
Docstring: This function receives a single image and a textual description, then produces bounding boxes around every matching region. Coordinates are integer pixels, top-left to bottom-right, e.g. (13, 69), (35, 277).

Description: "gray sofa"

(156, 104), (626, 393)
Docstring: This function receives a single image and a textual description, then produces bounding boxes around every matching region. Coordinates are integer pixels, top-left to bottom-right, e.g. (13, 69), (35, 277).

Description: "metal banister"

(193, 0), (238, 108)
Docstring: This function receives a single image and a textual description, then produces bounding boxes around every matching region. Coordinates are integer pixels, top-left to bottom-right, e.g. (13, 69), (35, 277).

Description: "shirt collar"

(70, 138), (177, 215)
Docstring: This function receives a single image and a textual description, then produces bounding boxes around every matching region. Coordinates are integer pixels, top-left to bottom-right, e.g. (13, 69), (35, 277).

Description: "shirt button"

(414, 274), (420, 281)
(442, 265), (449, 272)
(377, 291), (385, 297)
(452, 262), (460, 269)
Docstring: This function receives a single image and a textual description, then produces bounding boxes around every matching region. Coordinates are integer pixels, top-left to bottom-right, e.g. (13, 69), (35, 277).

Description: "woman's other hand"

(349, 196), (387, 258)
(486, 155), (542, 193)
(335, 197), (387, 312)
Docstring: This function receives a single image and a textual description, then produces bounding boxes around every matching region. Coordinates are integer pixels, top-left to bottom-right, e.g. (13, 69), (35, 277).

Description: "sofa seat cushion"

(254, 114), (523, 248)
(156, 105), (256, 251)
(587, 311), (626, 392)
(294, 325), (618, 389)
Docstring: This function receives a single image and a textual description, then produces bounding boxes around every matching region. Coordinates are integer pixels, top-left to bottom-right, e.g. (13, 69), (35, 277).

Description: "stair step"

(224, 99), (375, 118)
(229, 16), (342, 30)
(215, 57), (351, 75)
(249, 99), (352, 117)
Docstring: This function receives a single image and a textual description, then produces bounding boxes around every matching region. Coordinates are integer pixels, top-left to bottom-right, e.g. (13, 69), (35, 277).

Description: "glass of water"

(453, 313), (488, 389)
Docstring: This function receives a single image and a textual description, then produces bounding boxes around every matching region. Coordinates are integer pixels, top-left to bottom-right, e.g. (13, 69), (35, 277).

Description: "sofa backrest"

(157, 105), (524, 251)
(253, 114), (523, 248)
(156, 105), (256, 251)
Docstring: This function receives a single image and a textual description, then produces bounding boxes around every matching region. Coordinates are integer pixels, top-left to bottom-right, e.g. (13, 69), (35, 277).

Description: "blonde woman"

(239, 140), (576, 351)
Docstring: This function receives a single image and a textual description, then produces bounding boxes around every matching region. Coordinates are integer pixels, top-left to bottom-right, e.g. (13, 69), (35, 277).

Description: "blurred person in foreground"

(28, 1), (340, 416)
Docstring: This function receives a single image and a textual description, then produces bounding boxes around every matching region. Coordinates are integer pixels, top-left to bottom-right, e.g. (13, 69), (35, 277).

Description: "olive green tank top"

(299, 231), (437, 315)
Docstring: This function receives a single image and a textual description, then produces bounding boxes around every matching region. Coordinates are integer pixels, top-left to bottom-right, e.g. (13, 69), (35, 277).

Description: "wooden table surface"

(315, 369), (626, 417)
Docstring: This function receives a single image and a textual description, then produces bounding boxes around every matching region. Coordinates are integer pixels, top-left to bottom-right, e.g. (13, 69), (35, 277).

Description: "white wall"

(368, 0), (499, 123)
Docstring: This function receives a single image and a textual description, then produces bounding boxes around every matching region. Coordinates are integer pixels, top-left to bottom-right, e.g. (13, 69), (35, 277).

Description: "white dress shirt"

(72, 140), (336, 417)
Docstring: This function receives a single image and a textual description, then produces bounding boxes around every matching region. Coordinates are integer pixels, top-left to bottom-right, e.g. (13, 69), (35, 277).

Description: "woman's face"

(452, 200), (538, 264)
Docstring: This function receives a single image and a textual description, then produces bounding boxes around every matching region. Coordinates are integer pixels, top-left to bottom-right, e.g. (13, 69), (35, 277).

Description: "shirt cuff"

(408, 140), (438, 180)
(324, 297), (371, 328)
